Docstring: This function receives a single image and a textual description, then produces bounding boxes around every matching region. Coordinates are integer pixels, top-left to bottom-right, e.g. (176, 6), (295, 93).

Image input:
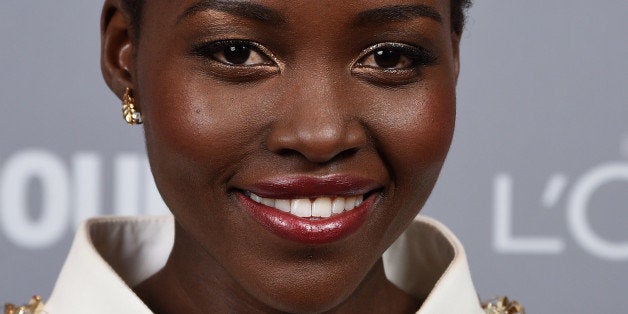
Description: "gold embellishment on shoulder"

(482, 296), (525, 314)
(4, 295), (44, 314)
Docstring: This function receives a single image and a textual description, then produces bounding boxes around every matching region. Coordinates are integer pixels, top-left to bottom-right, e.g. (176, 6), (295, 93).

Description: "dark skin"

(101, 0), (460, 313)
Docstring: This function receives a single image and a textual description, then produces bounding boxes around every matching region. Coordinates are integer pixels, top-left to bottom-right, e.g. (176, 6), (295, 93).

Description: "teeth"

(291, 199), (312, 218)
(344, 196), (356, 210)
(274, 199), (291, 212)
(250, 193), (262, 203)
(355, 195), (363, 207)
(331, 198), (345, 214)
(261, 197), (275, 207)
(247, 193), (366, 218)
(312, 197), (332, 218)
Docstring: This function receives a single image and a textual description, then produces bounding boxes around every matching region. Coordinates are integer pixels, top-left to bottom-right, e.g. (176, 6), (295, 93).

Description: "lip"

(244, 175), (382, 199)
(236, 175), (382, 244)
(237, 192), (377, 245)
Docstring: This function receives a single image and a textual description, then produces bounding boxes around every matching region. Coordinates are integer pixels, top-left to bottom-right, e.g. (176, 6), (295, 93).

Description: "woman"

(5, 0), (523, 313)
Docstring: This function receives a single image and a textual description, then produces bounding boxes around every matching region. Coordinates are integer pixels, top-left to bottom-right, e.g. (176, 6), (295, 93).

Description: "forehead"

(142, 0), (452, 29)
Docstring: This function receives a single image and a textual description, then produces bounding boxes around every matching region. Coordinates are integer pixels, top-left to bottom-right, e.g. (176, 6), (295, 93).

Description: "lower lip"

(237, 193), (374, 245)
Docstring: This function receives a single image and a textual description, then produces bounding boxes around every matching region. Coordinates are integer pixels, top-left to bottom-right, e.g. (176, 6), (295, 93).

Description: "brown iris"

(222, 44), (252, 65)
(373, 49), (403, 68)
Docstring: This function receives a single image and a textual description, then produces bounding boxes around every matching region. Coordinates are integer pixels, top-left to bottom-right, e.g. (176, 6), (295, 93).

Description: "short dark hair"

(120, 0), (143, 37)
(120, 0), (472, 38)
(452, 0), (472, 35)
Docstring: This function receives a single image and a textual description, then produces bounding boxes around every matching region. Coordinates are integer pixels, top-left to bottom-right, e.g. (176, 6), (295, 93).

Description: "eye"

(192, 40), (275, 66)
(361, 49), (412, 69)
(355, 43), (437, 70)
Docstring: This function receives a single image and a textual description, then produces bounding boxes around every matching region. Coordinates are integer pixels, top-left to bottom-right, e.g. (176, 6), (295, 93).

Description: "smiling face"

(103, 0), (459, 312)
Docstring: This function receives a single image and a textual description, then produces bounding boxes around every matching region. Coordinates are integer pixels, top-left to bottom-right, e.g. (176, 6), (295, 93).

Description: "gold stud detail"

(483, 296), (525, 314)
(122, 87), (143, 125)
(4, 295), (44, 314)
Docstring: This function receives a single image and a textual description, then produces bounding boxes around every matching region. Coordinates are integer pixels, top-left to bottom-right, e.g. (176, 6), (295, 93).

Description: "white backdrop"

(1, 1), (627, 312)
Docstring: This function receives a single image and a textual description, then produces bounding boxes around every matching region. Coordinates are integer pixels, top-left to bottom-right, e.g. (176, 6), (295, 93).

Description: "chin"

(245, 262), (367, 314)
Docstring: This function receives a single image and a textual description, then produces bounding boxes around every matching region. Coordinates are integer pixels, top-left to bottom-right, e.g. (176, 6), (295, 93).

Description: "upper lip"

(241, 174), (383, 199)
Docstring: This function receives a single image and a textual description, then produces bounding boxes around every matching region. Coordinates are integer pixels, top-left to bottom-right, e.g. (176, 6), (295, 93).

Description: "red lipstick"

(237, 175), (381, 245)
(245, 175), (380, 198)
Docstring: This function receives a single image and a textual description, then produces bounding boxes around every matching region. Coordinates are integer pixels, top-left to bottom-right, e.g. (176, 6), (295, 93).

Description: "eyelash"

(355, 42), (438, 70)
(191, 39), (276, 66)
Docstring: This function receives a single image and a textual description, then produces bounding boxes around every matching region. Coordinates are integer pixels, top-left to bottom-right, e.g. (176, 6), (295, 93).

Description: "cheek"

(364, 84), (456, 209)
(138, 71), (273, 187)
(142, 85), (240, 163)
(372, 88), (455, 171)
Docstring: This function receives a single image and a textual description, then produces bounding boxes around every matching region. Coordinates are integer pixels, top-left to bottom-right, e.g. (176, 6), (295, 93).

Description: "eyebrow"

(352, 4), (443, 26)
(177, 0), (286, 26)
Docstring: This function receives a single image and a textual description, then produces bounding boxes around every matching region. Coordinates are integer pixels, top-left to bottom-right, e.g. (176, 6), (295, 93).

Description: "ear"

(101, 0), (136, 100)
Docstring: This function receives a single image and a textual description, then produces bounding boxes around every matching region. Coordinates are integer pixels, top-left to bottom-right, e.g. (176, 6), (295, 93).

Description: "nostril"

(276, 148), (301, 158)
(335, 147), (359, 160)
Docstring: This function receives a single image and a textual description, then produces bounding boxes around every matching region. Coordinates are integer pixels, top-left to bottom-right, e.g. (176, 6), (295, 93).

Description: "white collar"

(46, 215), (484, 314)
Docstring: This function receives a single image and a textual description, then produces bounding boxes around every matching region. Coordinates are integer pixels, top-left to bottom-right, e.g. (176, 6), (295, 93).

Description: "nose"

(266, 84), (366, 164)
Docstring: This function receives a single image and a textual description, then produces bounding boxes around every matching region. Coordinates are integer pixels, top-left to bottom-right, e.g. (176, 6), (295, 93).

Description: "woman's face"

(128, 0), (458, 311)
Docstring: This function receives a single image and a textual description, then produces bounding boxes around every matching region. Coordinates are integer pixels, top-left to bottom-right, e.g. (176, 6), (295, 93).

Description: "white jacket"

(43, 215), (485, 313)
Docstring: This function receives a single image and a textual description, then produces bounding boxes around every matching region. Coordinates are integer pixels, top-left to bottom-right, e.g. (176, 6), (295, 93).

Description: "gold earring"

(122, 87), (143, 125)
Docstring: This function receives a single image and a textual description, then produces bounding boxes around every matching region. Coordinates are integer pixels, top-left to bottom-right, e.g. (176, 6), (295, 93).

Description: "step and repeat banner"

(1, 1), (626, 312)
